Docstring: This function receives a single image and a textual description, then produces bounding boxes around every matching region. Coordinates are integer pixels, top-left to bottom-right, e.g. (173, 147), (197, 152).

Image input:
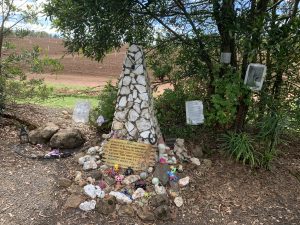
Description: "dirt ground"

(0, 104), (299, 225)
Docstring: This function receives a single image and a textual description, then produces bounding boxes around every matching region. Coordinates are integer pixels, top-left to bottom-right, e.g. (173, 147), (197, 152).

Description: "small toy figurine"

(114, 164), (119, 173)
(98, 180), (107, 189)
(167, 171), (178, 181)
(170, 166), (177, 173)
(124, 167), (134, 176)
(134, 180), (147, 190)
(115, 174), (124, 183)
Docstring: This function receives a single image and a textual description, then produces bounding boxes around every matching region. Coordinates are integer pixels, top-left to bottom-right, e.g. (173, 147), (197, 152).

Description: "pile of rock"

(66, 138), (208, 222)
(111, 44), (162, 144)
(28, 122), (85, 149)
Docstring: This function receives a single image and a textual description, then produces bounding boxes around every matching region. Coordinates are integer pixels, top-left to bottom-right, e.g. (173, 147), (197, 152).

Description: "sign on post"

(185, 100), (204, 125)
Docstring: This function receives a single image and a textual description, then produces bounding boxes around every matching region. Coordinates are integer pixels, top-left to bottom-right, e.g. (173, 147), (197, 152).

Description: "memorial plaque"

(185, 100), (204, 125)
(103, 139), (156, 171)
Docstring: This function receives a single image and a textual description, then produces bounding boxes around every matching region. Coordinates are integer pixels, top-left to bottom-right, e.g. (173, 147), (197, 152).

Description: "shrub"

(221, 132), (257, 167)
(90, 81), (118, 133)
(154, 86), (203, 139)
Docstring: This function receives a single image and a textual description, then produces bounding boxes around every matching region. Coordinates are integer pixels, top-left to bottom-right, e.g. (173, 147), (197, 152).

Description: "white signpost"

(185, 100), (204, 125)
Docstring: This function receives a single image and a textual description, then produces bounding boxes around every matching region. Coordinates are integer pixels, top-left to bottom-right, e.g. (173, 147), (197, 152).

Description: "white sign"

(185, 101), (204, 125)
(244, 63), (267, 91)
(72, 101), (91, 123)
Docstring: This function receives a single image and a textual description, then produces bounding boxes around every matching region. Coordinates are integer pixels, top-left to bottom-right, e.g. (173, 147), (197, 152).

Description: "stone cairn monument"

(111, 44), (162, 145)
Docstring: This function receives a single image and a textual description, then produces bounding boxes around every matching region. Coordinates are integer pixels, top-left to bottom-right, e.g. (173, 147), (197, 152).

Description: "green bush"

(221, 132), (257, 167)
(90, 81), (118, 132)
(154, 87), (202, 139)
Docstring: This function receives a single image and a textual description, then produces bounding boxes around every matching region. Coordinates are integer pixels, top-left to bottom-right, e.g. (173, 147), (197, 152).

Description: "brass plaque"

(103, 139), (156, 171)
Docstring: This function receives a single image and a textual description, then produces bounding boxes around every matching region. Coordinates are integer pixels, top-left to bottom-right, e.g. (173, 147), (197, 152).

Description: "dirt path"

(1, 105), (300, 225)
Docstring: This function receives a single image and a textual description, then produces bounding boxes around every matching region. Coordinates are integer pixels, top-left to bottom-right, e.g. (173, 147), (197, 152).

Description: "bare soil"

(1, 104), (300, 225)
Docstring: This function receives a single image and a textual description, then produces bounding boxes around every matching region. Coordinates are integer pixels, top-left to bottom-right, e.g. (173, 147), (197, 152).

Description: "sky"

(3, 0), (58, 35)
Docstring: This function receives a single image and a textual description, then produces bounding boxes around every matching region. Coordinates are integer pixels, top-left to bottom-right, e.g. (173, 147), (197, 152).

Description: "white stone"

(124, 57), (133, 68)
(120, 86), (130, 95)
(141, 101), (149, 109)
(190, 157), (201, 166)
(130, 84), (134, 90)
(87, 147), (97, 155)
(122, 76), (132, 86)
(83, 184), (105, 199)
(174, 197), (184, 207)
(135, 51), (143, 64)
(133, 103), (141, 114)
(178, 176), (190, 187)
(129, 44), (139, 52)
(152, 177), (159, 185)
(128, 94), (133, 102)
(79, 200), (96, 211)
(122, 175), (140, 185)
(109, 191), (132, 204)
(136, 85), (146, 93)
(140, 131), (150, 139)
(139, 93), (149, 101)
(141, 109), (150, 119)
(134, 98), (142, 103)
(168, 156), (177, 164)
(131, 78), (137, 84)
(125, 121), (135, 132)
(119, 96), (127, 108)
(128, 109), (139, 122)
(74, 171), (82, 183)
(136, 75), (146, 86)
(132, 188), (145, 200)
(148, 167), (154, 173)
(124, 68), (130, 74)
(115, 111), (127, 121)
(133, 90), (138, 99)
(129, 128), (137, 137)
(78, 155), (92, 165)
(154, 184), (167, 195)
(136, 118), (151, 132)
(134, 65), (144, 75)
(113, 121), (124, 130)
(83, 160), (98, 171)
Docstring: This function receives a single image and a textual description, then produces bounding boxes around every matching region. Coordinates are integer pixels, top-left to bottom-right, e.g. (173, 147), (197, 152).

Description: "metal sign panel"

(244, 63), (267, 91)
(103, 139), (156, 171)
(185, 100), (204, 125)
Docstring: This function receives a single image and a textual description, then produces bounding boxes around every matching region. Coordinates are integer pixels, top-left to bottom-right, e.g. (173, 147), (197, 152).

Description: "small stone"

(136, 75), (146, 86)
(63, 194), (84, 209)
(118, 205), (135, 217)
(86, 177), (95, 184)
(140, 131), (151, 139)
(141, 109), (150, 119)
(112, 121), (124, 130)
(136, 207), (155, 221)
(129, 44), (139, 52)
(109, 191), (132, 204)
(122, 76), (132, 86)
(155, 184), (167, 195)
(133, 103), (141, 114)
(57, 177), (72, 188)
(179, 176), (190, 187)
(62, 110), (68, 115)
(87, 147), (97, 155)
(136, 84), (146, 93)
(115, 111), (127, 122)
(153, 164), (169, 186)
(96, 196), (116, 215)
(128, 109), (139, 122)
(125, 121), (135, 132)
(139, 93), (149, 101)
(150, 194), (169, 208)
(84, 184), (105, 199)
(119, 96), (127, 108)
(120, 86), (130, 95)
(203, 159), (212, 168)
(83, 160), (98, 171)
(136, 118), (151, 132)
(178, 165), (183, 172)
(133, 90), (138, 99)
(154, 205), (171, 221)
(132, 188), (146, 200)
(147, 167), (154, 173)
(190, 157), (201, 166)
(79, 200), (96, 211)
(174, 197), (184, 207)
(140, 172), (148, 180)
(141, 101), (149, 109)
(122, 175), (140, 185)
(133, 65), (144, 75)
(152, 177), (159, 185)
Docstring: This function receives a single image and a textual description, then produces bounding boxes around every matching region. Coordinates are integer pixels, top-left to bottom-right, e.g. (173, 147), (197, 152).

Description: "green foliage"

(221, 132), (256, 167)
(90, 82), (118, 132)
(207, 69), (245, 126)
(155, 86), (202, 139)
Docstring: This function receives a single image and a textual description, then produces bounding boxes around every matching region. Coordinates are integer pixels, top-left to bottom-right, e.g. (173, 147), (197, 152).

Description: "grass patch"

(21, 82), (99, 109)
